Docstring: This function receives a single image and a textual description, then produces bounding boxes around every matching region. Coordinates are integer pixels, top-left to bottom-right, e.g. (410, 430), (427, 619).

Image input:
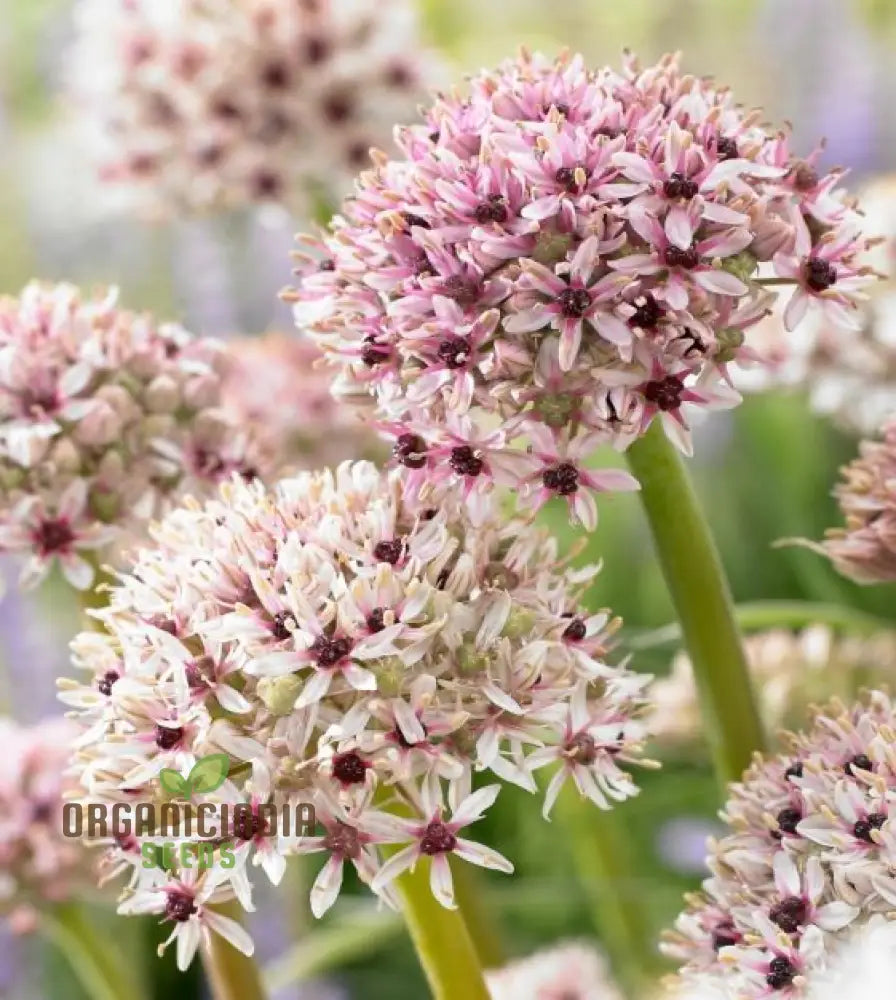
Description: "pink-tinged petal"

(659, 412), (694, 456)
(584, 468), (641, 493)
(608, 255), (661, 275)
(814, 901), (858, 932)
(693, 269), (748, 296)
(783, 289), (809, 331)
(450, 785), (502, 827)
(663, 121), (687, 174)
(504, 304), (553, 334)
(370, 844), (419, 893)
(558, 319), (583, 372)
(294, 669), (332, 708)
(175, 921), (202, 971)
(452, 839), (514, 874)
(773, 851), (801, 896)
(572, 490), (598, 530)
(58, 477), (88, 520)
(60, 553), (94, 590)
(342, 664), (377, 691)
(541, 768), (567, 819)
(700, 159), (752, 189)
(612, 152), (659, 185)
(521, 194), (562, 221)
(701, 202), (749, 226)
(310, 855), (344, 918)
(590, 312), (632, 348)
(407, 369), (452, 402)
(661, 276), (689, 311)
(393, 699), (427, 744)
(520, 259), (565, 296)
(569, 235), (600, 282)
(699, 228), (753, 258)
(627, 206), (664, 246)
(665, 204), (695, 250)
(202, 910), (255, 957)
(429, 854), (456, 908)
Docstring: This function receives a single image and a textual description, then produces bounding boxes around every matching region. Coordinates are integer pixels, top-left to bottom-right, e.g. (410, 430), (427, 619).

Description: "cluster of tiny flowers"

(220, 332), (384, 474)
(68, 0), (437, 215)
(737, 175), (896, 435)
(287, 49), (875, 529)
(664, 691), (896, 998)
(0, 716), (92, 933)
(59, 461), (652, 968)
(486, 941), (624, 1000)
(650, 626), (896, 746)
(0, 282), (264, 593)
(816, 418), (896, 584)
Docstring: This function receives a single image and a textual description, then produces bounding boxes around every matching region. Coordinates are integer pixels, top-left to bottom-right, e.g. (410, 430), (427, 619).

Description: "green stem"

(556, 789), (655, 998)
(42, 903), (147, 1000)
(626, 422), (766, 784)
(449, 859), (505, 969)
(627, 600), (894, 651)
(201, 902), (268, 1000)
(393, 858), (490, 1000)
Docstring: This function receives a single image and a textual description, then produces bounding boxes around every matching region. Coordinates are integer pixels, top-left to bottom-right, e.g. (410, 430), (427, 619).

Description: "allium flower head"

(61, 461), (652, 964)
(0, 282), (264, 593)
(220, 332), (383, 473)
(651, 626), (896, 745)
(287, 50), (875, 527)
(486, 941), (624, 999)
(664, 691), (896, 998)
(69, 0), (438, 215)
(817, 419), (896, 584)
(0, 716), (93, 933)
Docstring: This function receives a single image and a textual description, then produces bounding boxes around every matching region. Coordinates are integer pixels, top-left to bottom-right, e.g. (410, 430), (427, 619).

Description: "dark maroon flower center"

(21, 387), (58, 413)
(393, 434), (427, 469)
(643, 375), (685, 411)
(474, 195), (509, 224)
(563, 617), (587, 641)
(664, 245), (700, 269)
(390, 724), (423, 749)
(374, 539), (403, 565)
(449, 446), (484, 478)
(711, 923), (740, 951)
(555, 165), (584, 192)
(185, 656), (215, 689)
(270, 611), (293, 641)
(542, 462), (579, 495)
(441, 275), (482, 307)
(770, 896), (807, 934)
(629, 294), (664, 329)
(165, 890), (197, 923)
(322, 92), (354, 123)
(403, 212), (430, 230)
(845, 753), (873, 775)
(332, 751), (368, 785)
(304, 35), (329, 63)
(251, 169), (282, 198)
(557, 287), (592, 318)
(805, 257), (837, 292)
(566, 732), (597, 765)
(324, 821), (361, 859)
(366, 607), (386, 633)
(310, 635), (353, 668)
(776, 807), (802, 836)
(34, 518), (75, 554)
(716, 137), (739, 160)
(233, 809), (267, 842)
(155, 725), (184, 750)
(261, 61), (290, 89)
(853, 812), (886, 843)
(437, 337), (470, 370)
(362, 337), (390, 367)
(420, 820), (457, 855)
(663, 172), (698, 199)
(766, 956), (797, 990)
(97, 670), (120, 696)
(784, 761), (803, 781)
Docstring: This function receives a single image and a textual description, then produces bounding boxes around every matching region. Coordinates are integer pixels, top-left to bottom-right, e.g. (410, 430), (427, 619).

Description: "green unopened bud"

(532, 230), (574, 265)
(457, 644), (490, 676)
(89, 488), (121, 524)
(720, 250), (758, 285)
(502, 608), (535, 639)
(714, 327), (746, 363)
(257, 674), (303, 716)
(533, 393), (576, 428)
(370, 657), (406, 698)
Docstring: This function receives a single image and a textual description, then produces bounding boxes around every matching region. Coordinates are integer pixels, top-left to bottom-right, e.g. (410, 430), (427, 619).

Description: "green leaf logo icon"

(158, 769), (189, 798)
(185, 754), (230, 796)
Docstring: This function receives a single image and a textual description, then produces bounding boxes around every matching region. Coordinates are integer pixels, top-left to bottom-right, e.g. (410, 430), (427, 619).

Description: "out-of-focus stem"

(202, 901), (267, 1000)
(626, 421), (767, 784)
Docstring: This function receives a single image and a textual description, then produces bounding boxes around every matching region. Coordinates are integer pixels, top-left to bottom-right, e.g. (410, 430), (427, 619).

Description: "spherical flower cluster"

(736, 175), (896, 435)
(486, 941), (624, 999)
(68, 0), (438, 216)
(0, 716), (93, 933)
(664, 692), (896, 998)
(220, 332), (383, 474)
(817, 419), (896, 584)
(60, 461), (652, 968)
(650, 626), (896, 746)
(287, 50), (875, 528)
(0, 282), (264, 593)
